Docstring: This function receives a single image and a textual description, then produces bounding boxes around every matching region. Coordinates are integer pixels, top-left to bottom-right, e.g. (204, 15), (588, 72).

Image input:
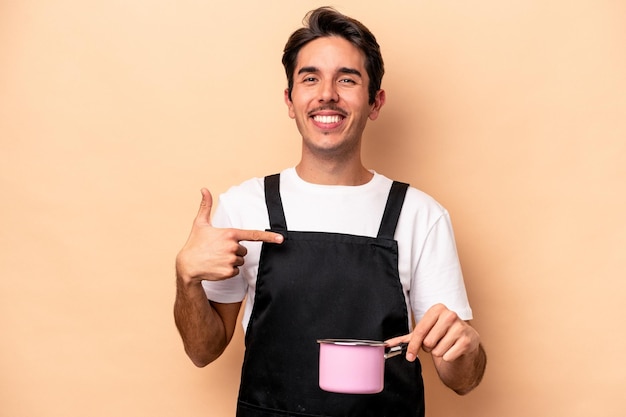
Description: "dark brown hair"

(282, 7), (384, 104)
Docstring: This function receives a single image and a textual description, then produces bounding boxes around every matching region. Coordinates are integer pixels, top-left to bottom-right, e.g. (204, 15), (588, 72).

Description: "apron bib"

(237, 174), (424, 417)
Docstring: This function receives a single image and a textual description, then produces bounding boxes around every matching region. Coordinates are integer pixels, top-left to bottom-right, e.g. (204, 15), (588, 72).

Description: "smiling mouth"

(313, 114), (344, 124)
(309, 105), (348, 126)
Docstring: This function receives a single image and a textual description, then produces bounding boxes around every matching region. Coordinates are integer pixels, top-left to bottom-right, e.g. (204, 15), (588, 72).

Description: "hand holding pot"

(385, 303), (480, 363)
(385, 303), (486, 394)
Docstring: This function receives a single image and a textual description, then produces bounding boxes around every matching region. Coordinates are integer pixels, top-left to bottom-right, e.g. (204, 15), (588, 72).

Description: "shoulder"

(404, 186), (446, 213)
(380, 178), (450, 233)
(220, 177), (264, 201)
(212, 175), (266, 229)
(375, 172), (447, 216)
(220, 168), (294, 202)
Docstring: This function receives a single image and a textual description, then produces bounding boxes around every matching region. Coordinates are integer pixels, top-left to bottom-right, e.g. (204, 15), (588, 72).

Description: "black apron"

(236, 174), (424, 417)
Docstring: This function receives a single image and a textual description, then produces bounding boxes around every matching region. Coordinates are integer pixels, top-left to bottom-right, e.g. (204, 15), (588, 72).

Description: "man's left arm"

(385, 303), (487, 395)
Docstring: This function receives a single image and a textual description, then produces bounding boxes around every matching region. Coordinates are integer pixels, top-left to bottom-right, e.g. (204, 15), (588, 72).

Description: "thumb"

(194, 188), (213, 225)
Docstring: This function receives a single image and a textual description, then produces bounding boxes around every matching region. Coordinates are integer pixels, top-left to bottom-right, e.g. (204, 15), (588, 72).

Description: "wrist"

(175, 261), (204, 289)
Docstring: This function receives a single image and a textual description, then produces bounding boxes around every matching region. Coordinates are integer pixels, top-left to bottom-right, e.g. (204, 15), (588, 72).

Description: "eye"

(339, 78), (356, 84)
(303, 76), (318, 83)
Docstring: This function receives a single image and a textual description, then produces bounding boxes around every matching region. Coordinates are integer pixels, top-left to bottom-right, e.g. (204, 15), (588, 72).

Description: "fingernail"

(406, 352), (415, 362)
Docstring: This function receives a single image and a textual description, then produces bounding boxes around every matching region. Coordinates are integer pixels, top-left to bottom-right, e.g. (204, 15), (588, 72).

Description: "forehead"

(296, 36), (366, 72)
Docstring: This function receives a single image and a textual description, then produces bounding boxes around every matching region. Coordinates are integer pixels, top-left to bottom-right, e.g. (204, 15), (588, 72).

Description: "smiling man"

(174, 7), (486, 417)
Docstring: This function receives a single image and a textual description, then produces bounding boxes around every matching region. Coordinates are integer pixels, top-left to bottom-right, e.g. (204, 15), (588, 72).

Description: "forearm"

(173, 277), (231, 367)
(433, 343), (487, 395)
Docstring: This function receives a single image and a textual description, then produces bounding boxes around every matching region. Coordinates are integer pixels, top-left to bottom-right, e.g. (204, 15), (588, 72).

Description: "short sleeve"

(410, 211), (473, 322)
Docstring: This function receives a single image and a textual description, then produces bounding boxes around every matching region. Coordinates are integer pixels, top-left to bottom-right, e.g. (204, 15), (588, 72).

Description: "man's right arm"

(173, 188), (283, 366)
(174, 276), (241, 367)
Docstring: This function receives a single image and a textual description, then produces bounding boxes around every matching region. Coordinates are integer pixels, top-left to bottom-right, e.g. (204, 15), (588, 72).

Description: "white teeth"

(313, 115), (342, 124)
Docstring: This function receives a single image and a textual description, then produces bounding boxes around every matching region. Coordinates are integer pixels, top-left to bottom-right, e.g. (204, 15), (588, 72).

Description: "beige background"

(1, 1), (625, 416)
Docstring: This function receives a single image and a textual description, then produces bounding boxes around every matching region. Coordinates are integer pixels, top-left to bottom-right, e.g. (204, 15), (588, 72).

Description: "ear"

(368, 89), (386, 121)
(284, 88), (296, 119)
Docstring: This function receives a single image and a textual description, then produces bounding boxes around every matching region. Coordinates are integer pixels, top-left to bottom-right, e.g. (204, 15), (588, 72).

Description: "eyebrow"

(297, 66), (362, 78)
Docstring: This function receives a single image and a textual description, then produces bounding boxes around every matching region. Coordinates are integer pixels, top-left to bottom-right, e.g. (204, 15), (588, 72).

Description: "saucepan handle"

(384, 343), (408, 359)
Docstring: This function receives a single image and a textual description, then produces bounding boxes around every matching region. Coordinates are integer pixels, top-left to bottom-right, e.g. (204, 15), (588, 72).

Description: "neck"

(295, 159), (373, 186)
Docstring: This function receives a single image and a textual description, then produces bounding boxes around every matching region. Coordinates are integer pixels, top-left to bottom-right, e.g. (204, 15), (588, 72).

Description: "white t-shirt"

(204, 167), (473, 331)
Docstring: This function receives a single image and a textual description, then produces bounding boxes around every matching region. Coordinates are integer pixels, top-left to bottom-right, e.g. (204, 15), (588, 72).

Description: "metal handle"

(384, 343), (408, 359)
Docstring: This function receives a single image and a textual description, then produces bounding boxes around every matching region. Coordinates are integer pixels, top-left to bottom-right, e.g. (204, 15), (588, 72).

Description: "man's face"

(285, 36), (385, 158)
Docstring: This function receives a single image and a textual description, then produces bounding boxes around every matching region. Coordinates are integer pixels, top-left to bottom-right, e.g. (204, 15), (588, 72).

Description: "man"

(175, 7), (486, 417)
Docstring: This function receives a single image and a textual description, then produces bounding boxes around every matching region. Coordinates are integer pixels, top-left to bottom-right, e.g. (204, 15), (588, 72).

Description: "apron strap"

(264, 174), (287, 232)
(377, 181), (409, 239)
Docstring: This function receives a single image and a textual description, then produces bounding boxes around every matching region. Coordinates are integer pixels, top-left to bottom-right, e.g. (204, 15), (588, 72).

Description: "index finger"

(234, 229), (284, 244)
(385, 310), (440, 362)
(384, 334), (411, 347)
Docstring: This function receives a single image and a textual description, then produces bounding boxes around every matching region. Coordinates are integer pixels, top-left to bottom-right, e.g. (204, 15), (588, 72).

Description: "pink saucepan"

(317, 339), (406, 394)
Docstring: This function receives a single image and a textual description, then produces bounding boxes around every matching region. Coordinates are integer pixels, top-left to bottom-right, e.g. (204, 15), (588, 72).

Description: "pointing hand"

(176, 188), (284, 283)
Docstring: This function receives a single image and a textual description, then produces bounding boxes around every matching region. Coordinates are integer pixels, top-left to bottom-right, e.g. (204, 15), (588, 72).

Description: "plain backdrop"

(1, 1), (625, 416)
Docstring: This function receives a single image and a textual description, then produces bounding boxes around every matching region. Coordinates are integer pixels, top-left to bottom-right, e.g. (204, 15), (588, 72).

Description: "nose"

(319, 80), (339, 103)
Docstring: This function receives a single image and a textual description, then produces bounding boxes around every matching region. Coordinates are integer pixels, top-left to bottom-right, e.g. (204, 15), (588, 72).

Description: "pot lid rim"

(316, 338), (386, 346)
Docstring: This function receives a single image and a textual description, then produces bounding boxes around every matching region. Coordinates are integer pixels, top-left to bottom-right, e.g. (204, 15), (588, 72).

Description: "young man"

(175, 7), (486, 416)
